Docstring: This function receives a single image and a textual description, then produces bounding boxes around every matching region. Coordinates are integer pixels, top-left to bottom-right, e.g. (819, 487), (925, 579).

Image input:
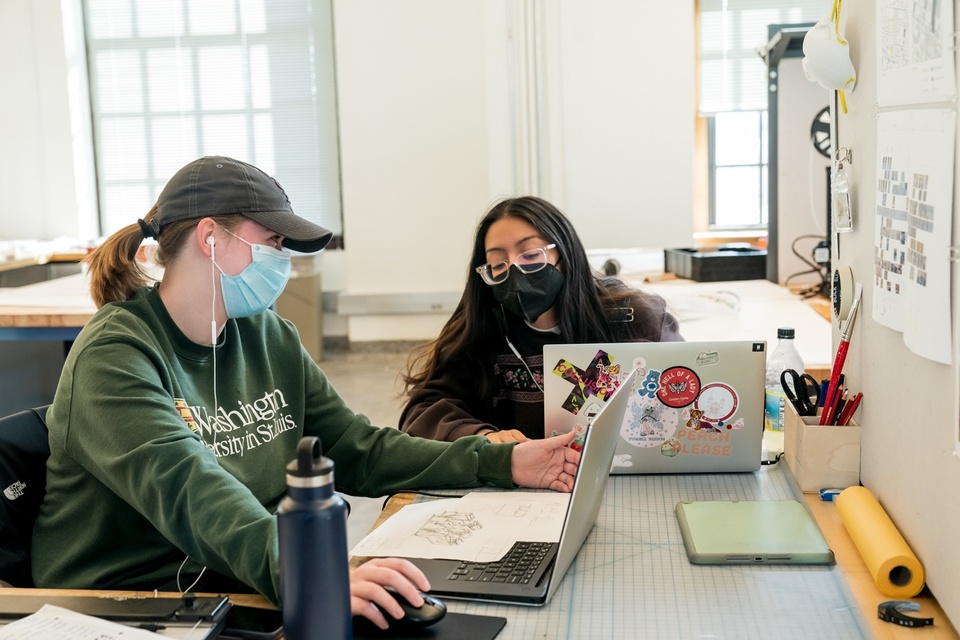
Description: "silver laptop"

(406, 369), (636, 606)
(543, 341), (766, 474)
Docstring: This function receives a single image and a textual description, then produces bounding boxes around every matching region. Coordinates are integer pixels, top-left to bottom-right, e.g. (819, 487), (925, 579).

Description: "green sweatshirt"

(31, 285), (514, 604)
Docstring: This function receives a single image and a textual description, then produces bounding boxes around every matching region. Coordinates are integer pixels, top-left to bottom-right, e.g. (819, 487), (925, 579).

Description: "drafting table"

(587, 248), (833, 373)
(0, 273), (95, 342)
(630, 277), (834, 377)
(4, 465), (956, 638)
(359, 460), (958, 640)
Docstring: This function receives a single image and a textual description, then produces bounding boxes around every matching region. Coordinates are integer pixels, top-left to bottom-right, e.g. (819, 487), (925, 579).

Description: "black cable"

(783, 234), (830, 297)
(761, 451), (784, 466)
(789, 234), (825, 272)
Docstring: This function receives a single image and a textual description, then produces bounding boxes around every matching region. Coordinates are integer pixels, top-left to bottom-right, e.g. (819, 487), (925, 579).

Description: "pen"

(831, 390), (849, 425)
(820, 283), (862, 425)
(837, 392), (863, 426)
(826, 375), (844, 421)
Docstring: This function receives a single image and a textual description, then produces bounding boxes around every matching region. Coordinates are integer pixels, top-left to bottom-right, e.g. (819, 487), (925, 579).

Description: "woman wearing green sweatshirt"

(31, 156), (580, 631)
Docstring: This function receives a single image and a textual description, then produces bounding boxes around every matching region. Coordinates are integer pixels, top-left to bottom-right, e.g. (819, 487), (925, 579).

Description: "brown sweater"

(400, 292), (683, 441)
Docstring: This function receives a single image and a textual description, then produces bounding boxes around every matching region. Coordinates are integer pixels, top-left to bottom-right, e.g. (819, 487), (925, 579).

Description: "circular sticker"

(656, 367), (701, 408)
(695, 382), (739, 422)
(660, 438), (681, 457)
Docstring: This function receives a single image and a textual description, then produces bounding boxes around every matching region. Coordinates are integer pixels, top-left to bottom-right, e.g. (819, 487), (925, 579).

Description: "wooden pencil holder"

(783, 402), (860, 493)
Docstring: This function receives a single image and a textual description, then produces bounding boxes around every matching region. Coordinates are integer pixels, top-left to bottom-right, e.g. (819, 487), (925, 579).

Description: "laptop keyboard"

(446, 541), (555, 584)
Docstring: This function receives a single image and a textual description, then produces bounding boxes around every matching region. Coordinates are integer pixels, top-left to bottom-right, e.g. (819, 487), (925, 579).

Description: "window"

(698, 0), (824, 231)
(83, 0), (342, 242)
(708, 110), (768, 228)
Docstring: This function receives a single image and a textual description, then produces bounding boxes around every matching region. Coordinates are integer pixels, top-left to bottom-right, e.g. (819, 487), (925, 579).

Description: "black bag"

(0, 406), (50, 587)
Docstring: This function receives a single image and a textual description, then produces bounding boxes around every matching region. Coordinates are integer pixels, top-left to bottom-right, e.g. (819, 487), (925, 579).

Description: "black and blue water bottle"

(278, 437), (351, 640)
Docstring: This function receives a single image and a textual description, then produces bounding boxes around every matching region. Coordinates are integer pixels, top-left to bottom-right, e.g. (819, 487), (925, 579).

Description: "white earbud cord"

(209, 240), (219, 450)
(176, 555), (208, 594)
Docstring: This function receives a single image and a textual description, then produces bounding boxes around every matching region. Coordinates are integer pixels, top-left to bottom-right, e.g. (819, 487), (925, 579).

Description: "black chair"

(0, 406), (50, 588)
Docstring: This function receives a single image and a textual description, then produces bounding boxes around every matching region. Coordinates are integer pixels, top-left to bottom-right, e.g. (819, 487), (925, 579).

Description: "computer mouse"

(376, 588), (447, 629)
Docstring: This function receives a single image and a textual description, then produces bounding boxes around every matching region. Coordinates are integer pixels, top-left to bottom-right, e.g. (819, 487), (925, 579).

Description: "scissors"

(780, 369), (820, 416)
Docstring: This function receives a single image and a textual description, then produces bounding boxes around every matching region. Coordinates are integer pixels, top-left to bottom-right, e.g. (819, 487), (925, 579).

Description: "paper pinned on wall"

(876, 0), (956, 107)
(873, 108), (955, 365)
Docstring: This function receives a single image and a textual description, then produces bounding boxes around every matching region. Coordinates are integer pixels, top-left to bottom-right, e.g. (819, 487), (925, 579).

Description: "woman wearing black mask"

(400, 196), (683, 443)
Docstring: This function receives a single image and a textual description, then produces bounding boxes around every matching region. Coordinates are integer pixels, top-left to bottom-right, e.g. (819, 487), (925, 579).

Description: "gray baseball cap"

(153, 156), (332, 253)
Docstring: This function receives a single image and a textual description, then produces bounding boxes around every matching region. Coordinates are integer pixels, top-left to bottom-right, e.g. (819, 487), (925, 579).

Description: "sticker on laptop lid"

(695, 351), (720, 366)
(656, 367), (701, 408)
(551, 350), (622, 415)
(694, 382), (741, 428)
(620, 394), (680, 448)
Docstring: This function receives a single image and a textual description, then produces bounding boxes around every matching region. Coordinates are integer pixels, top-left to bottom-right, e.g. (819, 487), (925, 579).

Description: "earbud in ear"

(206, 236), (215, 247)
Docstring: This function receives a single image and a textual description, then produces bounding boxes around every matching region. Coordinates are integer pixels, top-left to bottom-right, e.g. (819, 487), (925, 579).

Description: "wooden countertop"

(805, 494), (957, 638)
(0, 273), (97, 329)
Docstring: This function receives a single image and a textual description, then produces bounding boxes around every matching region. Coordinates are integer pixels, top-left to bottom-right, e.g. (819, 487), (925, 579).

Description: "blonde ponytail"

(85, 206), (158, 308)
(85, 206), (243, 308)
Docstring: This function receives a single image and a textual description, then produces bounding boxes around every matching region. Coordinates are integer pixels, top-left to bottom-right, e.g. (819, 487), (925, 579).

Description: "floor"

(317, 351), (411, 551)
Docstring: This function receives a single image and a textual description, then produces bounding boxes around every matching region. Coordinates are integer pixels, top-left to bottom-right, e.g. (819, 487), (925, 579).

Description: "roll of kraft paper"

(835, 486), (925, 598)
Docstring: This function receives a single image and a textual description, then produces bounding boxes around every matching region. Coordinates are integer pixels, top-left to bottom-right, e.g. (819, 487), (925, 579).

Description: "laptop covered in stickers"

(542, 341), (766, 474)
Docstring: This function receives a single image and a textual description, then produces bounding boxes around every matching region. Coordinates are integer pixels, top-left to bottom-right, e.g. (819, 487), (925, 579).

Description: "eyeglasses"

(475, 244), (557, 285)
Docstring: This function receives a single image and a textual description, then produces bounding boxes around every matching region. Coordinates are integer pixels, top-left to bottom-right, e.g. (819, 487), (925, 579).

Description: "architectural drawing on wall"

(415, 511), (482, 546)
(873, 109), (955, 364)
(876, 0), (956, 106)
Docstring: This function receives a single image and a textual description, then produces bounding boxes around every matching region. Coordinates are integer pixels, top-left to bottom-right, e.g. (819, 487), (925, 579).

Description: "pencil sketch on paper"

(877, 0), (955, 106)
(529, 502), (565, 523)
(415, 511), (482, 545)
(496, 503), (530, 518)
(493, 501), (565, 522)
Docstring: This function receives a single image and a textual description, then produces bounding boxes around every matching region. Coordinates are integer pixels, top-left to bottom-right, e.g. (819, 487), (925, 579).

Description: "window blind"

(699, 0), (825, 114)
(84, 0), (342, 239)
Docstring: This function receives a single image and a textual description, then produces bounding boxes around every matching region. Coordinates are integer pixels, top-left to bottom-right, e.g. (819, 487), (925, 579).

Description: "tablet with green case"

(675, 500), (835, 565)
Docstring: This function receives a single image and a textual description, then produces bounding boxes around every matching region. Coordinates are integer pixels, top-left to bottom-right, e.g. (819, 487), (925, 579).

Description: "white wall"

(550, 1), (695, 250)
(0, 0), (97, 242)
(332, 0), (512, 342)
(333, 0), (695, 341)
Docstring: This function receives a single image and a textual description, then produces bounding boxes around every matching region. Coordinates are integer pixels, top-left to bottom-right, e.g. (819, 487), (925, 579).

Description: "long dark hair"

(402, 196), (658, 399)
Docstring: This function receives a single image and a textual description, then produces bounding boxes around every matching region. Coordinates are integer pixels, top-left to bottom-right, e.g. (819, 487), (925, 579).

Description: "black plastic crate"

(663, 245), (767, 282)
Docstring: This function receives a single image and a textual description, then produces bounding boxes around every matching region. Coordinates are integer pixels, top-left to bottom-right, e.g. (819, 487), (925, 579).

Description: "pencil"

(837, 392), (863, 426)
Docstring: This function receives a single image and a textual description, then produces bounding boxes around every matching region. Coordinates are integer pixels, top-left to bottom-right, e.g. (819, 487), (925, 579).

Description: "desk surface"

(5, 463), (957, 639)
(359, 462), (958, 640)
(633, 277), (833, 372)
(0, 272), (96, 336)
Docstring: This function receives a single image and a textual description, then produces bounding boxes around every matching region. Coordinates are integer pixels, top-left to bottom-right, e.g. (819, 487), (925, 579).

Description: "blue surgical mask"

(216, 235), (292, 318)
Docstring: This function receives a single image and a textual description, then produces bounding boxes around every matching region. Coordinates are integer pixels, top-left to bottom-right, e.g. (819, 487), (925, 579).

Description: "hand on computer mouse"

(374, 588), (447, 629)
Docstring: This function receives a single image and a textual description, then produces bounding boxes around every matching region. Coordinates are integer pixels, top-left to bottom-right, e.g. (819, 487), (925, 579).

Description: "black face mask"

(491, 264), (564, 324)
